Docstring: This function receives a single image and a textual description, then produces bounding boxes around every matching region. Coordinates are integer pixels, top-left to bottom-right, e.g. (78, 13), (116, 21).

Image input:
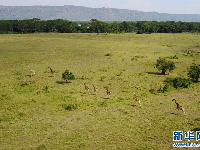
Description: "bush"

(36, 144), (46, 150)
(164, 77), (192, 88)
(173, 78), (191, 88)
(100, 76), (106, 81)
(188, 64), (200, 82)
(105, 53), (111, 56)
(137, 30), (144, 34)
(156, 58), (175, 75)
(63, 103), (78, 110)
(98, 101), (107, 107)
(169, 55), (178, 59)
(149, 84), (170, 94)
(149, 89), (157, 94)
(62, 69), (75, 82)
(163, 84), (170, 92)
(149, 77), (191, 94)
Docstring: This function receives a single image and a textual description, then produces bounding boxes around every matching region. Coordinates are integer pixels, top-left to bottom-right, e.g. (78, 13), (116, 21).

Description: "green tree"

(188, 64), (200, 82)
(120, 21), (134, 33)
(156, 58), (175, 75)
(62, 69), (75, 83)
(79, 22), (89, 33)
(0, 20), (12, 33)
(89, 19), (109, 33)
(110, 22), (120, 33)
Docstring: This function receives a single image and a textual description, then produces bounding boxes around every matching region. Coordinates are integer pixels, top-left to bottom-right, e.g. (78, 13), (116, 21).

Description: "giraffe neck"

(84, 84), (88, 89)
(175, 101), (180, 107)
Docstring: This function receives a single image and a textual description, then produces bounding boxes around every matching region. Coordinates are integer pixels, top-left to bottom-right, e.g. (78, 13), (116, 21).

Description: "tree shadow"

(56, 81), (71, 84)
(49, 75), (55, 77)
(146, 72), (169, 75)
(170, 112), (178, 115)
(192, 80), (200, 83)
(131, 104), (137, 107)
(90, 93), (97, 95)
(101, 97), (110, 99)
(192, 127), (200, 131)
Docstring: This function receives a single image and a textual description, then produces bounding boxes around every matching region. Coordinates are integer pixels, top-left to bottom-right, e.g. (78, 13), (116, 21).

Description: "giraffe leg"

(182, 108), (185, 114)
(139, 100), (141, 107)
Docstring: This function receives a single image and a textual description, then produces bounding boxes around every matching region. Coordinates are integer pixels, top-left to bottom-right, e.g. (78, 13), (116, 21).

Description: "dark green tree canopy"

(188, 64), (200, 82)
(0, 19), (200, 34)
(62, 69), (75, 82)
(156, 58), (175, 75)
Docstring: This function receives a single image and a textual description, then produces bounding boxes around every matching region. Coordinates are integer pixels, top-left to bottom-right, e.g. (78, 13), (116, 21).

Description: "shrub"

(163, 84), (170, 92)
(105, 53), (111, 56)
(156, 57), (175, 75)
(100, 76), (106, 81)
(63, 103), (78, 110)
(169, 55), (178, 59)
(150, 77), (192, 94)
(149, 89), (157, 94)
(36, 144), (46, 150)
(137, 30), (144, 34)
(62, 69), (75, 83)
(43, 86), (49, 93)
(173, 78), (191, 88)
(164, 77), (192, 88)
(188, 64), (200, 82)
(98, 101), (107, 107)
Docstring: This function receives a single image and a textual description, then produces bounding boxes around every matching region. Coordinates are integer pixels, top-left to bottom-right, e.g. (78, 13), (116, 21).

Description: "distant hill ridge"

(0, 5), (200, 22)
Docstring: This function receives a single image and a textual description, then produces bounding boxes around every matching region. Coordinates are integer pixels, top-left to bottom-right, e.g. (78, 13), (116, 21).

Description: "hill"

(0, 5), (200, 22)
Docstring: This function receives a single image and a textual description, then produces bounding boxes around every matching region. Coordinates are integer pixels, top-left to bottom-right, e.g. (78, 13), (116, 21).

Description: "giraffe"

(28, 66), (35, 77)
(48, 67), (56, 77)
(92, 84), (98, 94)
(84, 83), (90, 94)
(104, 86), (111, 98)
(172, 99), (185, 114)
(133, 93), (141, 107)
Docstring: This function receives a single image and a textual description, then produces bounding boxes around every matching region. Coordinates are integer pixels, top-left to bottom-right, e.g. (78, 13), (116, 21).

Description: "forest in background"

(0, 18), (200, 34)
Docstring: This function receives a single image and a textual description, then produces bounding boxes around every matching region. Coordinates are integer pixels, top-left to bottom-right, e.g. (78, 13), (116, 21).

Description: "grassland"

(0, 33), (200, 150)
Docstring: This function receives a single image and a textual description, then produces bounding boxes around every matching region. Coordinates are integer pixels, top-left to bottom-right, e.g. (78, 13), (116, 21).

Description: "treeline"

(0, 18), (200, 34)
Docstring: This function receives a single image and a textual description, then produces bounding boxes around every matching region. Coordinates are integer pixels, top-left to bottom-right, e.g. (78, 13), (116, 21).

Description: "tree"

(62, 69), (75, 83)
(79, 22), (89, 33)
(89, 19), (109, 33)
(156, 58), (175, 75)
(110, 22), (120, 33)
(188, 64), (200, 82)
(0, 20), (12, 33)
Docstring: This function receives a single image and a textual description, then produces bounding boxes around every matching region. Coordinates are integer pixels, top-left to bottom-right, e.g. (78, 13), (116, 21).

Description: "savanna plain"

(0, 33), (200, 150)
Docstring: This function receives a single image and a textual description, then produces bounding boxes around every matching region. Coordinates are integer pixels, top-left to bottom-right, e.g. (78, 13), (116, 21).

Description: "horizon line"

(0, 5), (200, 15)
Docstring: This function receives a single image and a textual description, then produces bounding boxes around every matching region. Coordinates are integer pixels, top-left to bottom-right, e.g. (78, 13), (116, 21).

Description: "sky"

(1, 0), (200, 14)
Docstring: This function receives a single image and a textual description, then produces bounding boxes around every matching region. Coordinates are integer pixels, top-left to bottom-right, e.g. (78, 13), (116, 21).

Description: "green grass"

(0, 33), (200, 150)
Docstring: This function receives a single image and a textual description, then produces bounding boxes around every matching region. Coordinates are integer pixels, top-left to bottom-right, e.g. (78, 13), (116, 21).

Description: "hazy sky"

(1, 0), (200, 14)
